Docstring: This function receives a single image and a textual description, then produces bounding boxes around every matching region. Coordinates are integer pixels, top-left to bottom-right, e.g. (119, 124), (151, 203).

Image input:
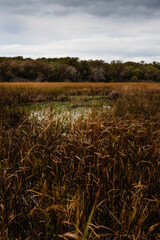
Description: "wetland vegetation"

(0, 82), (160, 239)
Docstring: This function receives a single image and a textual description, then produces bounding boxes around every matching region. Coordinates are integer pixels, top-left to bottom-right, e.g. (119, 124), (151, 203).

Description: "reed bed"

(1, 82), (160, 105)
(0, 83), (160, 239)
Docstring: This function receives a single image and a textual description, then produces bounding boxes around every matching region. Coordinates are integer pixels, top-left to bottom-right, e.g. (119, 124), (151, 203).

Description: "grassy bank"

(0, 83), (160, 239)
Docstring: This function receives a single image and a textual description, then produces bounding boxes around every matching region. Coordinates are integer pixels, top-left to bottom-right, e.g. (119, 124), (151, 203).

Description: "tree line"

(0, 56), (160, 82)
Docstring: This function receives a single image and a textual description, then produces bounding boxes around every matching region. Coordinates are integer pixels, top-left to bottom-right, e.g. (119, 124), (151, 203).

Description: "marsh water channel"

(27, 95), (111, 125)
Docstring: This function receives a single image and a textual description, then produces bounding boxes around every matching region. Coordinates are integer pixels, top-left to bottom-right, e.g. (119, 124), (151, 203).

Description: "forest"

(0, 56), (160, 82)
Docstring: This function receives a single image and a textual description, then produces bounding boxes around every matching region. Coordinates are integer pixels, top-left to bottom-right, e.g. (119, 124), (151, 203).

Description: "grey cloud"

(0, 0), (160, 62)
(45, 0), (160, 9)
(1, 0), (160, 18)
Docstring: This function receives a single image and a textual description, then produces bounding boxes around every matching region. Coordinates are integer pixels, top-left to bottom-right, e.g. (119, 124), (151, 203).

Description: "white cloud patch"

(1, 34), (160, 62)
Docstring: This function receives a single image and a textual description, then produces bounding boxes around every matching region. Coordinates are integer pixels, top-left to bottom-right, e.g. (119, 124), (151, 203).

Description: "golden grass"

(0, 83), (160, 239)
(1, 81), (160, 91)
(0, 82), (160, 105)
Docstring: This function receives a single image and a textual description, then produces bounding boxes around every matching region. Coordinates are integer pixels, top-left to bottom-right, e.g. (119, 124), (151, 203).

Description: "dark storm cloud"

(34, 0), (160, 16)
(1, 0), (160, 18)
(51, 0), (160, 19)
(43, 0), (160, 10)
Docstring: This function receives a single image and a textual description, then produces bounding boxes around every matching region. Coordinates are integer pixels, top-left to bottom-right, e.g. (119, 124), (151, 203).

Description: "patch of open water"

(29, 95), (111, 123)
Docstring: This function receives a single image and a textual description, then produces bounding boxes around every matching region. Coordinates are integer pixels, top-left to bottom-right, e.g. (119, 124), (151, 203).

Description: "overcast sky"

(0, 0), (160, 62)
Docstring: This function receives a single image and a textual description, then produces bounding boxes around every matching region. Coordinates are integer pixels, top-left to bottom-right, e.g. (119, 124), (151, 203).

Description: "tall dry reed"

(0, 83), (160, 239)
